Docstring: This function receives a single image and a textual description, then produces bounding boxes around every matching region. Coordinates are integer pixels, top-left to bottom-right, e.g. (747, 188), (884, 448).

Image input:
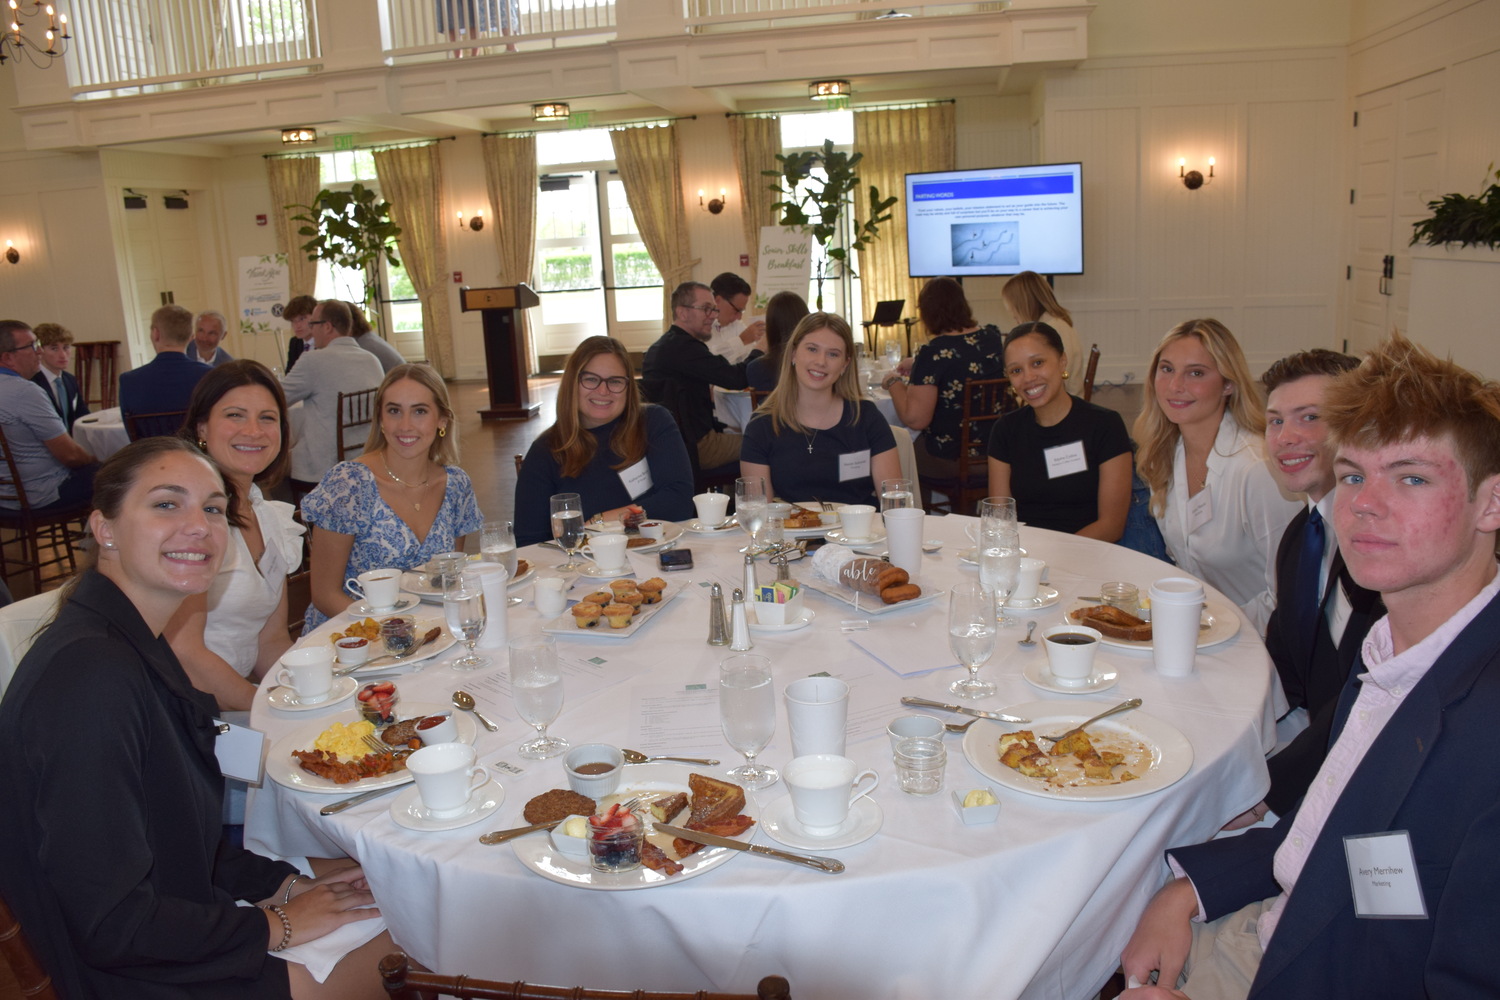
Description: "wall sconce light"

(456, 210), (485, 232)
(281, 127), (317, 145)
(809, 79), (852, 101)
(698, 188), (728, 215)
(4, 241), (18, 265)
(1180, 157), (1215, 190)
(532, 102), (570, 122)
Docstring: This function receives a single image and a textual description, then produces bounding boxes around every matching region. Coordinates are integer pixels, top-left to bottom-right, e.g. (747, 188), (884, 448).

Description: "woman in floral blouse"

(885, 277), (1005, 488)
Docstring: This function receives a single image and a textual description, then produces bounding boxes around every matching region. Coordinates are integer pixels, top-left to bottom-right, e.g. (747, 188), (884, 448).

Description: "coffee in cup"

(346, 569), (401, 611)
(1043, 625), (1103, 684)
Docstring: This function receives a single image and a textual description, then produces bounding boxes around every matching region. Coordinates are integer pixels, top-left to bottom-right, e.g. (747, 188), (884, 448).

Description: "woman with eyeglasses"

(514, 337), (694, 546)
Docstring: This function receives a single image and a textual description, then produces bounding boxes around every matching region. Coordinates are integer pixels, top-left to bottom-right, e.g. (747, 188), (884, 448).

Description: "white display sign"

(237, 253), (291, 359)
(755, 226), (813, 308)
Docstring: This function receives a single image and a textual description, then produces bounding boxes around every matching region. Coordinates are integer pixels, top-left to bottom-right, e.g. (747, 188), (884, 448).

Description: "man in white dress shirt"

(704, 272), (765, 364)
(280, 299), (384, 485)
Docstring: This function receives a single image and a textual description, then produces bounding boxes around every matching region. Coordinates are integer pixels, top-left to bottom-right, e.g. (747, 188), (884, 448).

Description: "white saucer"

(749, 609), (817, 633)
(826, 527), (886, 546)
(344, 593), (421, 618)
(575, 562), (636, 580)
(760, 795), (882, 851)
(957, 547), (978, 565)
(1022, 659), (1119, 695)
(686, 518), (738, 534)
(390, 780), (505, 832)
(1006, 586), (1061, 611)
(266, 675), (357, 711)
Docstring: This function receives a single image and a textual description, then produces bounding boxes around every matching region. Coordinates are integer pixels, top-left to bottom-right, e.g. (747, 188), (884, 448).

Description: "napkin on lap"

(849, 622), (960, 678)
(273, 910), (386, 982)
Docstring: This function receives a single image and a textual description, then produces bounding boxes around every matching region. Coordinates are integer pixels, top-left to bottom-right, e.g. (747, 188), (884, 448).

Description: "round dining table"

(71, 406), (131, 462)
(246, 514), (1281, 1000)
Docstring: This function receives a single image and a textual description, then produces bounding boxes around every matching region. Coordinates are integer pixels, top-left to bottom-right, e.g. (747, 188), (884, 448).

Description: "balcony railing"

(383, 0), (615, 62)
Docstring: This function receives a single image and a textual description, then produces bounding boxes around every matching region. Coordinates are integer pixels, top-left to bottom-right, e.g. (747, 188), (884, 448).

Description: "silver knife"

(319, 782), (407, 816)
(654, 823), (844, 874)
(900, 696), (1029, 723)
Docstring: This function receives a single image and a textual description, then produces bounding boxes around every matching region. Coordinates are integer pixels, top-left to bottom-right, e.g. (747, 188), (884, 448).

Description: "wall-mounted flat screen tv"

(905, 162), (1084, 278)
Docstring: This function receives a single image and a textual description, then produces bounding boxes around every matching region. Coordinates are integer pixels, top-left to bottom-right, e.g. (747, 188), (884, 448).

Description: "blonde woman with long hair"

(1133, 319), (1299, 630)
(1002, 271), (1083, 395)
(740, 312), (900, 505)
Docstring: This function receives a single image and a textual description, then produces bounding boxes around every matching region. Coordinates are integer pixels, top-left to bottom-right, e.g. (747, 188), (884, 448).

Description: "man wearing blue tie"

(29, 323), (90, 431)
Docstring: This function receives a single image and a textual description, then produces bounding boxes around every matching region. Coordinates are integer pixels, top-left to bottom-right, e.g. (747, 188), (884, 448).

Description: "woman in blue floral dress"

(301, 364), (483, 630)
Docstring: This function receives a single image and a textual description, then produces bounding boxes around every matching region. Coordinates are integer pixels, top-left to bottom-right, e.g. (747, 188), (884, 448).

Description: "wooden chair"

(921, 377), (1016, 517)
(0, 890), (60, 1000)
(73, 339), (120, 410)
(378, 952), (791, 1000)
(125, 409), (188, 442)
(1081, 343), (1101, 402)
(337, 387), (379, 462)
(748, 388), (771, 410)
(0, 426), (90, 595)
(513, 454), (524, 476)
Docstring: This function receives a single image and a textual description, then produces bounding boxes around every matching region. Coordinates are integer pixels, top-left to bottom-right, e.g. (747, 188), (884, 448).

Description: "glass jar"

(894, 736), (946, 796)
(1101, 581), (1140, 615)
(380, 616), (417, 657)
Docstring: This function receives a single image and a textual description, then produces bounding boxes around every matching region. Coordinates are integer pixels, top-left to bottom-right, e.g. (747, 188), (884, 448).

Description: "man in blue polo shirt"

(0, 320), (97, 510)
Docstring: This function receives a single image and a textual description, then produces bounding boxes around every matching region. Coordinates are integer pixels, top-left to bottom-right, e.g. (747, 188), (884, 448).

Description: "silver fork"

(1038, 698), (1143, 744)
(945, 718), (981, 734)
(362, 733), (415, 758)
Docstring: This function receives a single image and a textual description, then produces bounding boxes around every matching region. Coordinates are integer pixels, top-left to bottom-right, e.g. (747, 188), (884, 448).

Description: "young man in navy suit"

(30, 322), (90, 430)
(1121, 334), (1500, 999)
(117, 304), (212, 424)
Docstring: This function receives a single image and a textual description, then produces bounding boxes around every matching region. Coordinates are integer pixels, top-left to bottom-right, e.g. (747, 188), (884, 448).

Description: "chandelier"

(1, 1), (72, 68)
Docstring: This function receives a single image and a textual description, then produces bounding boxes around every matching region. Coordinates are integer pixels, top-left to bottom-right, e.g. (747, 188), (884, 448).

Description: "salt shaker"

(729, 588), (754, 651)
(707, 582), (730, 646)
(743, 554), (757, 604)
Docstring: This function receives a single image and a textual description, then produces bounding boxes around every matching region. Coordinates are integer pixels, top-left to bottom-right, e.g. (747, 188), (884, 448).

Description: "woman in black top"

(745, 291), (809, 392)
(987, 322), (1133, 539)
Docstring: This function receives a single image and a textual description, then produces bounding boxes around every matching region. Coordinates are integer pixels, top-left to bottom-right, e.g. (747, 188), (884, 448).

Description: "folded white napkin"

(471, 563), (510, 651)
(273, 909), (386, 982)
(849, 621), (960, 679)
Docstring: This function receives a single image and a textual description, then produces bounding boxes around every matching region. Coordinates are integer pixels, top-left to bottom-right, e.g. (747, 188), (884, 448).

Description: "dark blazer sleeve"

(1170, 823), (1290, 922)
(67, 371), (91, 423)
(1263, 697), (1338, 816)
(632, 405), (695, 522)
(1262, 510), (1304, 709)
(514, 432), (561, 547)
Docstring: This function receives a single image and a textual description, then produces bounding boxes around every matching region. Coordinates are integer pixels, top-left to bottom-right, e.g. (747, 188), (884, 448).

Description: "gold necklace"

(381, 456), (433, 511)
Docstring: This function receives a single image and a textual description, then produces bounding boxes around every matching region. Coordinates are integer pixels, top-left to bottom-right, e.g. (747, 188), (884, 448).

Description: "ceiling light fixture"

(281, 127), (317, 145)
(809, 80), (852, 101)
(0, 0), (71, 69)
(533, 102), (571, 122)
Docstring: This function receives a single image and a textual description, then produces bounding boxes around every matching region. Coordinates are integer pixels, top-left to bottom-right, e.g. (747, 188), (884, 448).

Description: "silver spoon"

(1018, 621), (1038, 648)
(452, 690), (499, 732)
(621, 749), (720, 765)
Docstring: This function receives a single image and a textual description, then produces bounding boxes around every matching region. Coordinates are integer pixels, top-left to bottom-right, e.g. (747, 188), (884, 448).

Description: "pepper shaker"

(707, 582), (730, 646)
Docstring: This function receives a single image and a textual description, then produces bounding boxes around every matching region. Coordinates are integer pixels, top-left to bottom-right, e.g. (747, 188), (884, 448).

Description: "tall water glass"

(509, 634), (568, 758)
(880, 478), (915, 512)
(735, 476), (769, 556)
(480, 518), (522, 606)
(979, 524), (1022, 628)
(719, 653), (779, 790)
(444, 571), (490, 670)
(978, 496), (1018, 534)
(948, 581), (997, 699)
(549, 493), (585, 570)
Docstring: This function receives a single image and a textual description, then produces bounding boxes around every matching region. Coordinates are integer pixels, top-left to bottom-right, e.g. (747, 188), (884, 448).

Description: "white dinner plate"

(574, 561), (639, 580)
(799, 577), (940, 616)
(265, 676), (358, 712)
(825, 526), (886, 547)
(759, 794), (881, 850)
(511, 765), (760, 890)
(390, 781), (505, 832)
(581, 523), (686, 556)
(1006, 586), (1061, 611)
(403, 560), (536, 602)
(748, 608), (817, 633)
(1065, 599), (1241, 650)
(265, 701), (478, 795)
(306, 617), (457, 673)
(343, 593), (421, 618)
(1022, 659), (1120, 695)
(961, 700), (1193, 802)
(539, 584), (678, 639)
(784, 503), (843, 539)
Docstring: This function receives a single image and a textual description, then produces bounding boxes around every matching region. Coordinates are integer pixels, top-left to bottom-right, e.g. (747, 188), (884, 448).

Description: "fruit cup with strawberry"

(357, 681), (399, 726)
(586, 801), (644, 873)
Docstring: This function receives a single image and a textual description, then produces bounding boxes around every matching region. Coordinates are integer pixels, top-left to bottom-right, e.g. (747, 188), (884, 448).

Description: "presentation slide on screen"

(906, 165), (1083, 277)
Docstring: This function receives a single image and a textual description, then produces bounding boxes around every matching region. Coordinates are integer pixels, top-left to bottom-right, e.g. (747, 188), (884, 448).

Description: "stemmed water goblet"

(735, 476), (769, 556)
(948, 581), (997, 699)
(443, 571), (490, 671)
(509, 634), (568, 759)
(549, 492), (585, 570)
(718, 653), (779, 790)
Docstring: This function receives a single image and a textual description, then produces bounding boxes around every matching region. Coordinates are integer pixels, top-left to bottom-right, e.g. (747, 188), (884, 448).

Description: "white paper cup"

(346, 568), (401, 611)
(783, 754), (879, 836)
(886, 714), (945, 752)
(564, 743), (624, 799)
(839, 505), (877, 541)
(407, 742), (489, 819)
(1150, 576), (1205, 678)
(534, 575), (568, 617)
(1012, 558), (1047, 602)
(883, 507), (925, 581)
(693, 492), (730, 527)
(1043, 625), (1102, 684)
(784, 676), (850, 756)
(587, 533), (629, 573)
(276, 646), (333, 704)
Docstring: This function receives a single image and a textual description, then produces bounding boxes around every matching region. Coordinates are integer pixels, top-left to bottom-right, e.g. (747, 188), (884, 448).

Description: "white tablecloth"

(71, 406), (130, 461)
(246, 519), (1278, 1000)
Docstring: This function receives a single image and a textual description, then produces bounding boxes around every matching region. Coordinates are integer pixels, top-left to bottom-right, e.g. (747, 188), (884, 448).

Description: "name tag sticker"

(618, 457), (653, 499)
(1186, 486), (1214, 534)
(1343, 830), (1427, 919)
(1043, 440), (1088, 479)
(838, 449), (871, 482)
(214, 719), (266, 785)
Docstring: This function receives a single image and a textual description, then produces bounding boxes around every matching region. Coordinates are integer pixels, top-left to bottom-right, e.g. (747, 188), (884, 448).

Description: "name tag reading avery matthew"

(1044, 440), (1088, 479)
(838, 449), (871, 482)
(618, 456), (653, 499)
(1343, 830), (1428, 919)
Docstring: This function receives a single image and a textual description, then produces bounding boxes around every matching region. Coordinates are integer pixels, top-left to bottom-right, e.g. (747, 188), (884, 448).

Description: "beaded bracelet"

(282, 873), (308, 904)
(263, 904), (293, 952)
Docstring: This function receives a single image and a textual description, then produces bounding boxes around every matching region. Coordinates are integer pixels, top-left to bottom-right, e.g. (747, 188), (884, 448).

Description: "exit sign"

(333, 134), (356, 151)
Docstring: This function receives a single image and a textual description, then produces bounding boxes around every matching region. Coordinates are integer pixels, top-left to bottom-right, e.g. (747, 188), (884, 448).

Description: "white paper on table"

(848, 621), (961, 678)
(629, 683), (727, 759)
(472, 565), (510, 651)
(462, 648), (628, 724)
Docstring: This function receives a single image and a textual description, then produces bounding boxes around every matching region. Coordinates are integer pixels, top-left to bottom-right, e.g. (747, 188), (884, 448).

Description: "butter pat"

(963, 788), (998, 808)
(952, 786), (1001, 824)
(562, 815), (589, 839)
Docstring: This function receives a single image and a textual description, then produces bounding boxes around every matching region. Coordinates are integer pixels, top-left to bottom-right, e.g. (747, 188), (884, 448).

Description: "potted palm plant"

(289, 183), (403, 327)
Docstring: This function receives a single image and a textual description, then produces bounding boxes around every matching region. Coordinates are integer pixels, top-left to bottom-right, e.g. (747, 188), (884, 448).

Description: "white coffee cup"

(784, 676), (850, 756)
(783, 754), (880, 836)
(564, 743), (624, 799)
(883, 507), (926, 581)
(1011, 557), (1047, 602)
(839, 504), (877, 542)
(587, 533), (629, 573)
(407, 742), (489, 819)
(534, 575), (569, 617)
(693, 492), (731, 527)
(276, 646), (334, 705)
(1043, 624), (1103, 684)
(1150, 576), (1206, 678)
(886, 714), (945, 752)
(346, 569), (401, 612)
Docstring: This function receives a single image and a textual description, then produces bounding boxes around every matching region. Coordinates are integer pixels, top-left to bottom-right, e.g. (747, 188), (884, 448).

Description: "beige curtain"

(730, 115), (782, 281)
(610, 124), (696, 316)
(266, 155), (322, 300)
(373, 144), (454, 377)
(481, 133), (539, 365)
(854, 105), (956, 341)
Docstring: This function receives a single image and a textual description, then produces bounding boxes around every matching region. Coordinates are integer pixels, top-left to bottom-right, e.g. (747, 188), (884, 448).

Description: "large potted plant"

(1409, 164), (1500, 249)
(765, 139), (898, 308)
(289, 183), (403, 325)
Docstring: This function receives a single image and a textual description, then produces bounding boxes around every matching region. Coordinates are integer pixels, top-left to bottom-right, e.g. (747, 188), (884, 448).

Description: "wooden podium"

(461, 284), (541, 420)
